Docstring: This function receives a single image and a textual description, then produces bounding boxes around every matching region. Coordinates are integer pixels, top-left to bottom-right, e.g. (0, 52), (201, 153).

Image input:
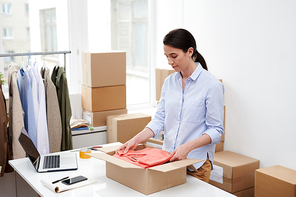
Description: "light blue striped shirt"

(17, 69), (37, 147)
(147, 63), (224, 169)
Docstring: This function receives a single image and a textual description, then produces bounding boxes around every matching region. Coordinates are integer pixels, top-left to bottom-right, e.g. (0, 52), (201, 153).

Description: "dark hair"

(163, 28), (208, 71)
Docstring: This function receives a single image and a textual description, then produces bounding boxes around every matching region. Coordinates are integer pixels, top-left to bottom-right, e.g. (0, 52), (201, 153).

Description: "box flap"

(96, 144), (123, 153)
(149, 159), (203, 172)
(88, 152), (142, 169)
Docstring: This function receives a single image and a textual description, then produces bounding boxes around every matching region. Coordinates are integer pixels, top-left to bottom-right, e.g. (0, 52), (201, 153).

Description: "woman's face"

(163, 45), (193, 72)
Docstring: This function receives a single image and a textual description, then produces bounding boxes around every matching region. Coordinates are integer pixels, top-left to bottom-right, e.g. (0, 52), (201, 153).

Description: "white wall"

(154, 0), (183, 69)
(154, 0), (296, 171)
(87, 0), (111, 52)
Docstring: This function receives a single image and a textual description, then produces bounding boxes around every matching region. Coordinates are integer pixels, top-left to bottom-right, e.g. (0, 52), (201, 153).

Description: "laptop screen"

(18, 127), (41, 170)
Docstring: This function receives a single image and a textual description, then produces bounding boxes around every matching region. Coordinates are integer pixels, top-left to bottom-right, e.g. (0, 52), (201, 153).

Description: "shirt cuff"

(146, 122), (162, 139)
(204, 128), (223, 145)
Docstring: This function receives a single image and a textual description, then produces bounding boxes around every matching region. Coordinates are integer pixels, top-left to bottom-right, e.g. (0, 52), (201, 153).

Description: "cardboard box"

(88, 144), (203, 195)
(209, 151), (260, 193)
(81, 85), (126, 112)
(155, 68), (175, 101)
(215, 142), (224, 152)
(107, 113), (151, 143)
(233, 187), (254, 197)
(221, 132), (225, 142)
(255, 165), (296, 197)
(83, 109), (127, 127)
(82, 51), (126, 87)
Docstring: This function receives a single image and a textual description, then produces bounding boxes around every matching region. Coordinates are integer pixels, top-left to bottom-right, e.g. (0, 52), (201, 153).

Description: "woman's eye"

(172, 55), (177, 58)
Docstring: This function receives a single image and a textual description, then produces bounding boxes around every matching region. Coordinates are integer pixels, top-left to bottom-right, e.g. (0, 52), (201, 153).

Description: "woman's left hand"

(168, 142), (193, 162)
(168, 134), (211, 162)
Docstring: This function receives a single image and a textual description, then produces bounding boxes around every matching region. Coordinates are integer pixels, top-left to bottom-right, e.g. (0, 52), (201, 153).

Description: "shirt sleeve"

(204, 79), (225, 145)
(146, 83), (166, 139)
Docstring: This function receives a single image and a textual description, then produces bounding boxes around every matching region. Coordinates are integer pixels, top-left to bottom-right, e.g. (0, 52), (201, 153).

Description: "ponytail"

(194, 50), (208, 71)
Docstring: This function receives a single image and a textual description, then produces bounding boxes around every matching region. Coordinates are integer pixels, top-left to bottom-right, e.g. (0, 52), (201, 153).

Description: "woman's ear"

(187, 47), (194, 58)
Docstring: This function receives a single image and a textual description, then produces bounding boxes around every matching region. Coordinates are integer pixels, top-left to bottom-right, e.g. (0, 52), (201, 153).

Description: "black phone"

(61, 175), (88, 185)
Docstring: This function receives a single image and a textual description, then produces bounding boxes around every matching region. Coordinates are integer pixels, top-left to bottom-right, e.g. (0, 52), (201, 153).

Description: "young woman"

(118, 28), (224, 182)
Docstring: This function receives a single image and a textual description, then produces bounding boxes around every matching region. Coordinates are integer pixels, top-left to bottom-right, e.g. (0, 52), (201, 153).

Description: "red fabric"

(114, 147), (173, 169)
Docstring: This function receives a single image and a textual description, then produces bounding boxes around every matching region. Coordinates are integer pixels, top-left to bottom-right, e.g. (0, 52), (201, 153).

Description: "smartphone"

(61, 175), (88, 185)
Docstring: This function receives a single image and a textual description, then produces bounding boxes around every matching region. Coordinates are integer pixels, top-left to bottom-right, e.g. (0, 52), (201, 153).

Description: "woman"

(118, 28), (224, 182)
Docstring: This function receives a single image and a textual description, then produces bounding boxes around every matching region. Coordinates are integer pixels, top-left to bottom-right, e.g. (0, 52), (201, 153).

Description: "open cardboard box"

(88, 143), (202, 195)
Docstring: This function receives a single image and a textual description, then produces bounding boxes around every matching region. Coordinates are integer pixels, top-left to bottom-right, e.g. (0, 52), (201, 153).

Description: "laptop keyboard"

(43, 155), (60, 169)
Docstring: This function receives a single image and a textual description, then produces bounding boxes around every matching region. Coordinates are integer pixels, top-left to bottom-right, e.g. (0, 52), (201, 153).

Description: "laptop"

(18, 127), (78, 172)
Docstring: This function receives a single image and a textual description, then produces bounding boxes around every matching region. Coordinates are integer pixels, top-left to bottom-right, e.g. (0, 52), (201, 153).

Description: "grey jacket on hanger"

(8, 64), (26, 159)
(41, 67), (62, 153)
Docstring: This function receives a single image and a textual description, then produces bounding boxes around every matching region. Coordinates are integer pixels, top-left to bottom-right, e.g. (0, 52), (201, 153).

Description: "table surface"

(9, 143), (235, 197)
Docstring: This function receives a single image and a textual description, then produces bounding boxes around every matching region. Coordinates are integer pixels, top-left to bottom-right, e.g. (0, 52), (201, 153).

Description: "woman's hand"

(169, 142), (193, 161)
(168, 134), (211, 162)
(116, 127), (155, 153)
(117, 138), (139, 153)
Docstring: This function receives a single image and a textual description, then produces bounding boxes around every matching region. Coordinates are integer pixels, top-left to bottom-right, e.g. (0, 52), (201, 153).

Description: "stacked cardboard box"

(255, 165), (296, 197)
(107, 113), (151, 143)
(81, 51), (127, 127)
(209, 151), (260, 197)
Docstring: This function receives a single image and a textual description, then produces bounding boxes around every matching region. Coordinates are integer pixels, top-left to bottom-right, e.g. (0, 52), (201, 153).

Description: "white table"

(9, 143), (235, 197)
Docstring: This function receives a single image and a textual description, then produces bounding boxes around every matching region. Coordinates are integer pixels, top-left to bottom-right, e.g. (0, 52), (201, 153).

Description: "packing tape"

(79, 149), (91, 159)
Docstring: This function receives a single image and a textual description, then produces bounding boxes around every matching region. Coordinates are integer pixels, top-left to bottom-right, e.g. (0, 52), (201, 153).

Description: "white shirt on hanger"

(32, 62), (50, 155)
(27, 65), (39, 131)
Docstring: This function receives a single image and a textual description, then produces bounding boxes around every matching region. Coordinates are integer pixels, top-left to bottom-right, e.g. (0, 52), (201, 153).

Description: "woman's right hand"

(116, 127), (155, 153)
(117, 138), (139, 153)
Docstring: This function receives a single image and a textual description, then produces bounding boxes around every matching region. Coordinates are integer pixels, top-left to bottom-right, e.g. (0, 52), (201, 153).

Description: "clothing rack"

(0, 50), (71, 72)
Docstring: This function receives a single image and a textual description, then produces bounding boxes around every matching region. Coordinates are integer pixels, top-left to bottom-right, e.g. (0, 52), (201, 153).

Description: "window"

(3, 27), (13, 39)
(39, 8), (58, 52)
(2, 3), (12, 15)
(111, 0), (150, 106)
(25, 4), (29, 15)
(0, 0), (153, 116)
(0, 1), (68, 99)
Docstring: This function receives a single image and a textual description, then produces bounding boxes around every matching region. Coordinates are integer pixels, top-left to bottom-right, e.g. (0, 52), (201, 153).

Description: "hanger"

(8, 53), (13, 69)
(25, 52), (31, 71)
(20, 53), (25, 76)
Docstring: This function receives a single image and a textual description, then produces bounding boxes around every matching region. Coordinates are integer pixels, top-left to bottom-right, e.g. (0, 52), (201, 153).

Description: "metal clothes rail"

(0, 51), (71, 57)
(0, 50), (71, 72)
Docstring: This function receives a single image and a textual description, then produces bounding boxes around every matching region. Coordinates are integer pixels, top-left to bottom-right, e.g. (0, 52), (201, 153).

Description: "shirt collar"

(174, 62), (202, 81)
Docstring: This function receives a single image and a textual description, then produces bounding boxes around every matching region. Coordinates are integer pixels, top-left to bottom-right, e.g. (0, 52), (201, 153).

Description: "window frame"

(2, 3), (12, 15)
(3, 27), (13, 39)
(39, 8), (58, 52)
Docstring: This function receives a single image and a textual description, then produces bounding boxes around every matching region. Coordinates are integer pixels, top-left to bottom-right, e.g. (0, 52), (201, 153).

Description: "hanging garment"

(0, 79), (8, 176)
(114, 148), (173, 169)
(17, 69), (37, 147)
(51, 66), (73, 151)
(32, 62), (49, 155)
(0, 79), (13, 175)
(27, 66), (38, 132)
(41, 67), (62, 153)
(8, 64), (25, 159)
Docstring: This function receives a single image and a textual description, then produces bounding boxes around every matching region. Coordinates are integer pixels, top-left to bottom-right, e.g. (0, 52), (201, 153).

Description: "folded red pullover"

(114, 147), (173, 169)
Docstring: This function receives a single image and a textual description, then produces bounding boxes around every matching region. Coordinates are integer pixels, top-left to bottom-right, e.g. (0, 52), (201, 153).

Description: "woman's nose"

(167, 58), (173, 65)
